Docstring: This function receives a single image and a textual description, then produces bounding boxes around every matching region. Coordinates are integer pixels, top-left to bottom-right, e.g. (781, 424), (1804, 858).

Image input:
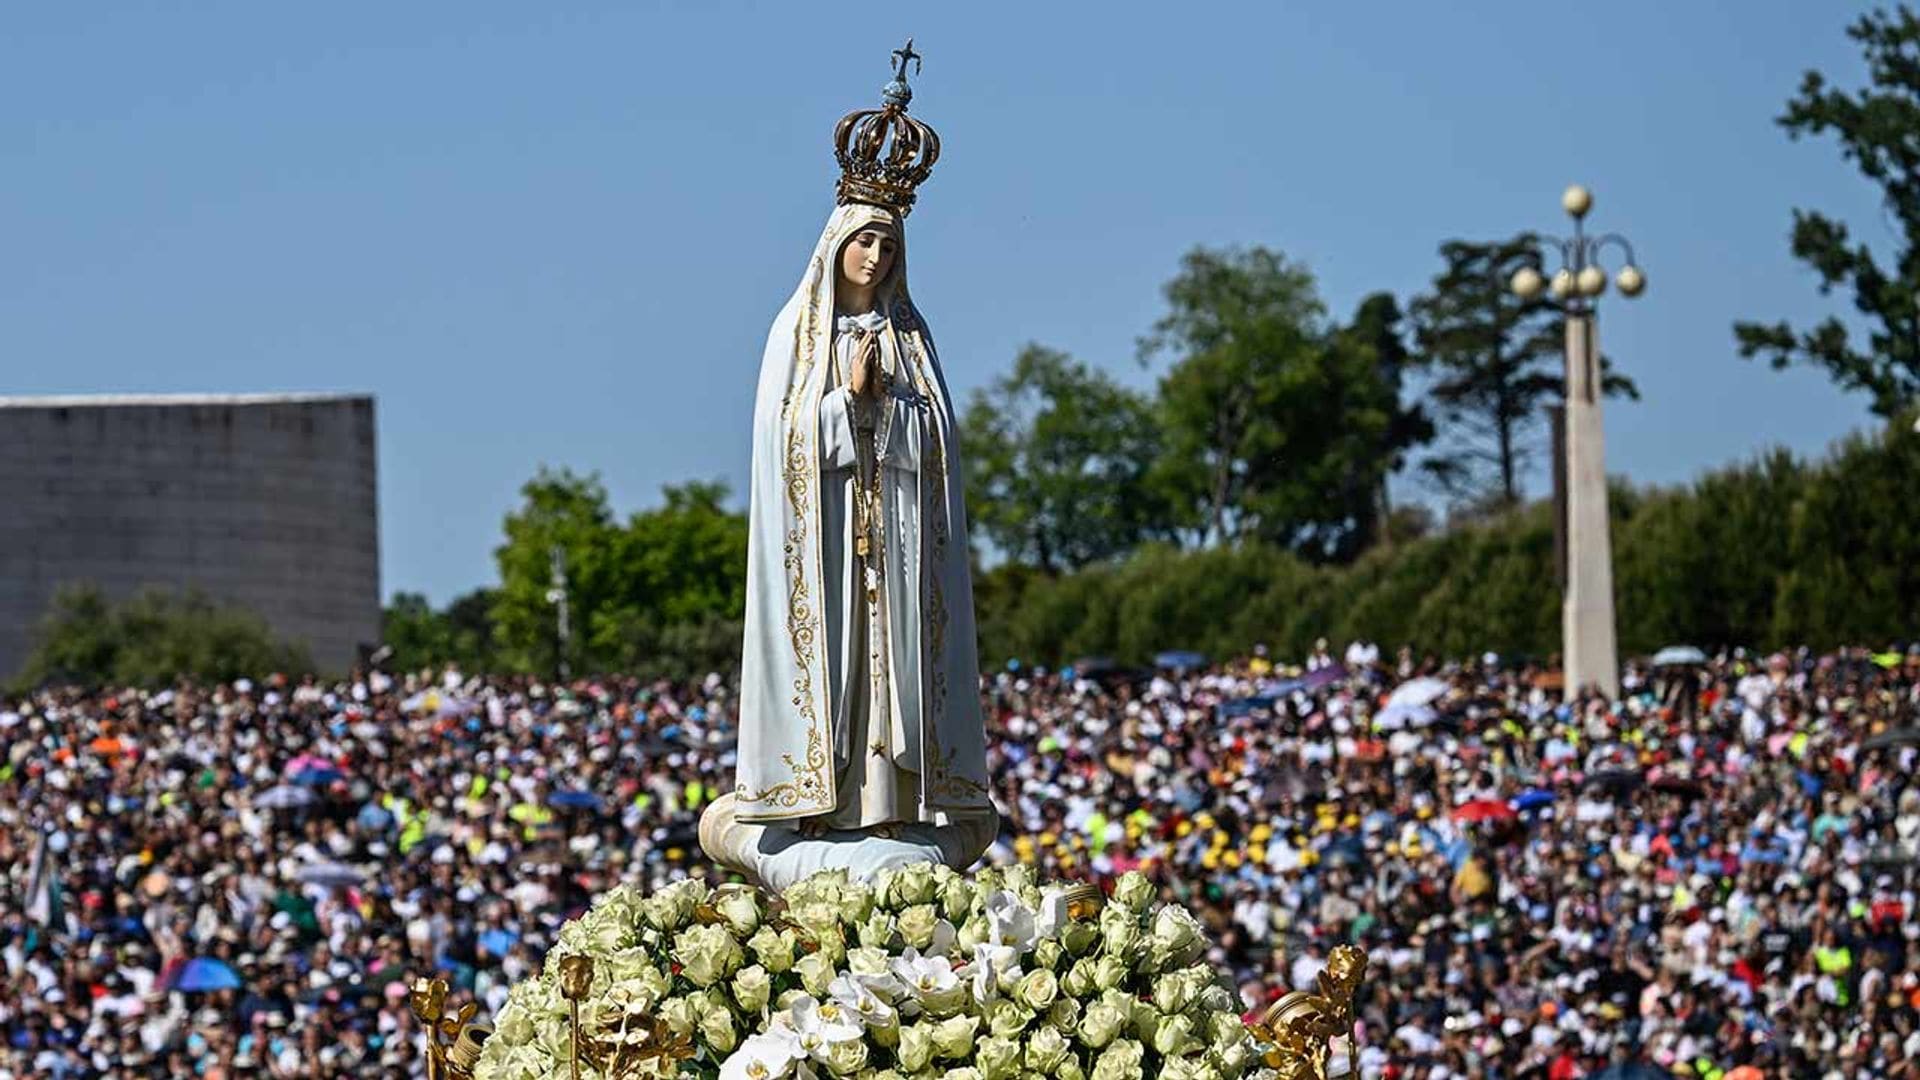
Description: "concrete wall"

(0, 394), (379, 677)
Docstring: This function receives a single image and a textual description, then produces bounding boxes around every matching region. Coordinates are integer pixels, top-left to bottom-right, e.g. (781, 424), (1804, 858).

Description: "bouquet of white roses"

(474, 865), (1281, 1080)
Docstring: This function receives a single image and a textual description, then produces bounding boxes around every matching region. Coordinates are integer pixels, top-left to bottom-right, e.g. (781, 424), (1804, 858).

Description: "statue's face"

(837, 226), (898, 292)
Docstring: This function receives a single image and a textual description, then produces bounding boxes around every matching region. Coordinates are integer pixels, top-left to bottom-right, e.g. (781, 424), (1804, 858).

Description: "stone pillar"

(1561, 312), (1619, 699)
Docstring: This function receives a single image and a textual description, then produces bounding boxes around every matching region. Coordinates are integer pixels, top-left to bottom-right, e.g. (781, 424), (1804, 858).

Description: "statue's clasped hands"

(847, 329), (884, 399)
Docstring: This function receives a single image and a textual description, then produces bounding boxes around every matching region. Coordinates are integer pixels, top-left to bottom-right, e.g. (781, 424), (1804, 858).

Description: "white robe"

(820, 311), (925, 827)
(734, 202), (992, 827)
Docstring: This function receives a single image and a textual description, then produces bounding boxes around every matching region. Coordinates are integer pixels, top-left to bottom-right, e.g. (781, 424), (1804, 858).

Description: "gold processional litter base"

(412, 882), (1368, 1080)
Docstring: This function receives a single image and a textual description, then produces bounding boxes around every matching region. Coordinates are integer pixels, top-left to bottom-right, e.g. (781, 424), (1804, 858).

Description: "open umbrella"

(1302, 663), (1349, 690)
(1585, 768), (1644, 795)
(1454, 799), (1517, 823)
(1153, 650), (1208, 671)
(88, 736), (126, 756)
(284, 754), (331, 776)
(1069, 657), (1122, 679)
(173, 957), (243, 993)
(548, 790), (602, 811)
(291, 765), (345, 787)
(1321, 837), (1366, 867)
(1374, 703), (1436, 731)
(1651, 775), (1707, 799)
(1511, 789), (1555, 812)
(296, 862), (364, 887)
(478, 929), (519, 957)
(1652, 645), (1708, 667)
(1387, 677), (1449, 709)
(256, 785), (316, 810)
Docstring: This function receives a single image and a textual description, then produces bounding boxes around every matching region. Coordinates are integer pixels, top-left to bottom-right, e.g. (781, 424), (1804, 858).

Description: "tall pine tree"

(1411, 235), (1637, 508)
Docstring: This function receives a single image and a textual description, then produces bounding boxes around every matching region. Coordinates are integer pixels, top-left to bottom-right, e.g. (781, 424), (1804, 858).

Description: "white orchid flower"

(718, 1029), (805, 1080)
(963, 941), (1022, 1005)
(851, 966), (907, 1003)
(889, 946), (961, 1015)
(786, 994), (863, 1062)
(983, 890), (1037, 952)
(828, 974), (898, 1029)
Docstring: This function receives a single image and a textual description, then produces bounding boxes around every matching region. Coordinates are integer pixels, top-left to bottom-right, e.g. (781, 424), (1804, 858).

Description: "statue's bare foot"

(797, 818), (831, 839)
(868, 823), (902, 840)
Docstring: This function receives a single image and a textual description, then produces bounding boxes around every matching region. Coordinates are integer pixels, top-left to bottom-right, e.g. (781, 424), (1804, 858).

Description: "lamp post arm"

(1589, 233), (1640, 269)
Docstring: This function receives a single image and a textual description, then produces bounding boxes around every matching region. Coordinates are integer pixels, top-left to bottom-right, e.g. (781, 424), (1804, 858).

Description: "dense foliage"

(974, 419), (1920, 667)
(486, 471), (748, 679)
(961, 345), (1164, 572)
(15, 585), (311, 689)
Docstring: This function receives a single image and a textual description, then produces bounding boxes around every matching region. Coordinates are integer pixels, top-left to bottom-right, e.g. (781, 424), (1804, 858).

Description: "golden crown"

(834, 39), (941, 216)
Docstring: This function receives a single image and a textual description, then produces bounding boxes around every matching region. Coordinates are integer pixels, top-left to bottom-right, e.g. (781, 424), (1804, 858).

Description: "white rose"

(732, 964), (772, 1014)
(1149, 907), (1204, 967)
(716, 887), (764, 938)
(674, 924), (747, 988)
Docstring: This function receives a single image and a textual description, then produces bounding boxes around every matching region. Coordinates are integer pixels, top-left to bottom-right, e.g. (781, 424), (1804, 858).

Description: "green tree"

(381, 591), (447, 671)
(960, 345), (1162, 571)
(1143, 247), (1407, 559)
(595, 481), (749, 674)
(490, 468), (621, 675)
(1333, 292), (1435, 548)
(14, 584), (311, 688)
(1411, 235), (1637, 506)
(1735, 6), (1920, 417)
(971, 416), (1920, 665)
(381, 587), (504, 673)
(490, 471), (748, 677)
(440, 588), (506, 672)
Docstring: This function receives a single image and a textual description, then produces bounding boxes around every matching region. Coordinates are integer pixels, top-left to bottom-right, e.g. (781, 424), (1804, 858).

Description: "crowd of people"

(2, 641), (1919, 1079)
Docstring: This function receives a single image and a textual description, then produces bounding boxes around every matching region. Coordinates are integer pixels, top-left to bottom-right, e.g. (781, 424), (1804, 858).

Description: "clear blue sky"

(0, 3), (1891, 603)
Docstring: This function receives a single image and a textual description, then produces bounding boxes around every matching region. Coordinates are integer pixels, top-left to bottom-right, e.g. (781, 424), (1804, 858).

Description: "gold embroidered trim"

(739, 255), (834, 815)
(895, 306), (989, 804)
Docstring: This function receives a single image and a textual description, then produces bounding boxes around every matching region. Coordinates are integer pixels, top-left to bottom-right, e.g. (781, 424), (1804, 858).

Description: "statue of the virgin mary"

(700, 43), (995, 885)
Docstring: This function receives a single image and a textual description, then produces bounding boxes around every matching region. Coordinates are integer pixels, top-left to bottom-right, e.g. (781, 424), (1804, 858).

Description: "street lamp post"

(547, 544), (572, 681)
(1510, 185), (1646, 701)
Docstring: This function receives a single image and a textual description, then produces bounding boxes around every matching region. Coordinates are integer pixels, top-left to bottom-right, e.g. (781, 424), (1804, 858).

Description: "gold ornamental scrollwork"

(1247, 945), (1368, 1080)
(409, 977), (486, 1080)
(741, 254), (834, 818)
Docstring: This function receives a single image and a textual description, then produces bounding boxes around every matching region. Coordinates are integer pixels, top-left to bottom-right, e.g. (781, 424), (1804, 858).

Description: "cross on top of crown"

(882, 38), (921, 107)
(892, 39), (922, 82)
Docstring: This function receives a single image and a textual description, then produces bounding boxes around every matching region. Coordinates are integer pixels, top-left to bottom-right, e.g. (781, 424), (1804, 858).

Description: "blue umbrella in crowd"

(1512, 789), (1555, 813)
(291, 764), (345, 787)
(1154, 650), (1208, 671)
(255, 784), (315, 810)
(1216, 696), (1277, 720)
(1302, 663), (1349, 690)
(172, 957), (243, 993)
(549, 789), (601, 811)
(296, 861), (364, 887)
